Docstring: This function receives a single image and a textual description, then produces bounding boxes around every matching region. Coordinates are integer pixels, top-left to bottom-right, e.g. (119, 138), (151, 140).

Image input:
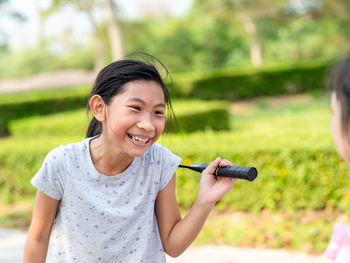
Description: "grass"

(160, 93), (333, 154)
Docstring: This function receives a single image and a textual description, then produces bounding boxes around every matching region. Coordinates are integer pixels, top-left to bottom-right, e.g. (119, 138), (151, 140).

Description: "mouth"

(127, 133), (153, 145)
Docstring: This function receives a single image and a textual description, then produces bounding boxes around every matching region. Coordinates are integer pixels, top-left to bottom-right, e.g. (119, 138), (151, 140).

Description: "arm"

(23, 190), (60, 263)
(155, 158), (236, 257)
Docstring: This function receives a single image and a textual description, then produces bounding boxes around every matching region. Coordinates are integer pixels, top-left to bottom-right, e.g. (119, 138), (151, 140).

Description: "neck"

(89, 136), (134, 176)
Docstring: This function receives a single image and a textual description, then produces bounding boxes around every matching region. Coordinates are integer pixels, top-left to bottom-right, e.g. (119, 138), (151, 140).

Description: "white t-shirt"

(31, 137), (181, 263)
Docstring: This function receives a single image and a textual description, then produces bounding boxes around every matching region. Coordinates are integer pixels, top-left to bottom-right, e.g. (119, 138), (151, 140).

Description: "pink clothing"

(325, 223), (350, 262)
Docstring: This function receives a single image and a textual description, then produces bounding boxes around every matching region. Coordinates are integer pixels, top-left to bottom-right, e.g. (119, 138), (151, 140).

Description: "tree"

(103, 0), (124, 60)
(42, 0), (124, 71)
(191, 0), (289, 67)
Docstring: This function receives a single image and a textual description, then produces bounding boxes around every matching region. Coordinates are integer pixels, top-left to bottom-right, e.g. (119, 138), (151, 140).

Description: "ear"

(89, 95), (106, 121)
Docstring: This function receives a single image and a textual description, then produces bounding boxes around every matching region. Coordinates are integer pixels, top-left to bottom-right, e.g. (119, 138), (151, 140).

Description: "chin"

(125, 139), (157, 157)
(126, 146), (152, 157)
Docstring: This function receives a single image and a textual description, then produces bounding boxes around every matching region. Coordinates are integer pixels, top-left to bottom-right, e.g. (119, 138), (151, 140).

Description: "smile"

(127, 134), (152, 144)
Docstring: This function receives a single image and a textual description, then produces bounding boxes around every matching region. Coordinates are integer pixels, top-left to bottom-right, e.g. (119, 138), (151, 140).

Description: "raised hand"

(197, 157), (237, 205)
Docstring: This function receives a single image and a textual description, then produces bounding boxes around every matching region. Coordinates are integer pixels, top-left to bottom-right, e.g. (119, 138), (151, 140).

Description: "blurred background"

(0, 0), (350, 256)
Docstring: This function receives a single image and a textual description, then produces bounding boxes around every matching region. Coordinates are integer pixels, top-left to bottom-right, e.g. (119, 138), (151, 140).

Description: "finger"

(219, 159), (232, 167)
(203, 157), (221, 175)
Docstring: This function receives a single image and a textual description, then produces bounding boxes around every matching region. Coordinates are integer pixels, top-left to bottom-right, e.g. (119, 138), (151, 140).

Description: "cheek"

(155, 119), (166, 135)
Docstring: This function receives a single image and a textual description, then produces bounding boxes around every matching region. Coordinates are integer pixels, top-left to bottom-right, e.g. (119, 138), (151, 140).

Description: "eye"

(154, 110), (165, 117)
(129, 106), (141, 111)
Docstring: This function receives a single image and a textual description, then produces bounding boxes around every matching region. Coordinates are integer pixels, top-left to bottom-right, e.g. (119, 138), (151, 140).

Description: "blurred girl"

(325, 55), (350, 262)
(23, 56), (236, 262)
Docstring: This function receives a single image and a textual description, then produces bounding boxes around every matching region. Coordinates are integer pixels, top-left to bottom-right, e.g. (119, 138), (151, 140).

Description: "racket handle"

(178, 164), (258, 181)
(215, 166), (257, 181)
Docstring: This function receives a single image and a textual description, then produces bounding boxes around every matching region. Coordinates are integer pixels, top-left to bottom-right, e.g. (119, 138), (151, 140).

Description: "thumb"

(203, 157), (221, 176)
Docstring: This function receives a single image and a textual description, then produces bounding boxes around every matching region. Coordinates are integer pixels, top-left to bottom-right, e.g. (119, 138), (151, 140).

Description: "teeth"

(132, 135), (149, 143)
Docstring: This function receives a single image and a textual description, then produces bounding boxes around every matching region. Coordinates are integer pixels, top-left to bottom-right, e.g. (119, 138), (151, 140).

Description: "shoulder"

(43, 138), (87, 166)
(144, 143), (181, 167)
(145, 143), (181, 191)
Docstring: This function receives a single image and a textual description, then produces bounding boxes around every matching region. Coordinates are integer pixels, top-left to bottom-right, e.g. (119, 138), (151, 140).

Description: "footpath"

(0, 228), (331, 263)
(0, 70), (96, 94)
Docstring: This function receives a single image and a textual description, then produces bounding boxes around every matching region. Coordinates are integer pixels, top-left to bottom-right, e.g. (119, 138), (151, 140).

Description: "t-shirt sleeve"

(31, 146), (65, 200)
(157, 145), (181, 191)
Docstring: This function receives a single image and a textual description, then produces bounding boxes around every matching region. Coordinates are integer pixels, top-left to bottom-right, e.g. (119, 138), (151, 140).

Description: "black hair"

(86, 54), (175, 138)
(329, 55), (350, 135)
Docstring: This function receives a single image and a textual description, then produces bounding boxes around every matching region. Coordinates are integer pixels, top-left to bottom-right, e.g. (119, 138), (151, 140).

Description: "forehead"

(124, 80), (164, 97)
(121, 80), (164, 100)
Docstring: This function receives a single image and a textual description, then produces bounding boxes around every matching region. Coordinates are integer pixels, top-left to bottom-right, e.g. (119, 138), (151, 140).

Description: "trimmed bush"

(0, 136), (77, 203)
(172, 100), (230, 133)
(0, 133), (347, 214)
(0, 86), (90, 136)
(0, 57), (338, 136)
(173, 148), (349, 214)
(169, 57), (338, 100)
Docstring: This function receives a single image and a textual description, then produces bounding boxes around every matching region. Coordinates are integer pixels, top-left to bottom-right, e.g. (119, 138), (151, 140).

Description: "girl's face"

(104, 80), (166, 157)
(331, 92), (350, 168)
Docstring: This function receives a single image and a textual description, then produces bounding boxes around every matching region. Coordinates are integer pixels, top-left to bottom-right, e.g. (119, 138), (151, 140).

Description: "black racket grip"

(215, 166), (257, 181)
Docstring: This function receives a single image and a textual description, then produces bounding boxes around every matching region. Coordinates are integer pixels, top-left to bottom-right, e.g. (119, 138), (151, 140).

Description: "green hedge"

(0, 135), (348, 215)
(0, 86), (90, 136)
(174, 148), (349, 213)
(170, 57), (338, 100)
(172, 100), (230, 133)
(0, 137), (76, 203)
(0, 57), (338, 136)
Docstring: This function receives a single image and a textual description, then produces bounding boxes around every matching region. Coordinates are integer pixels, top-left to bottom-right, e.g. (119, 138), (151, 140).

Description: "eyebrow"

(127, 98), (166, 108)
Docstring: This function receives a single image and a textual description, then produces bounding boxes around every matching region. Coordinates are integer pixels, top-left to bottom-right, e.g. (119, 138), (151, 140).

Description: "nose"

(136, 112), (156, 132)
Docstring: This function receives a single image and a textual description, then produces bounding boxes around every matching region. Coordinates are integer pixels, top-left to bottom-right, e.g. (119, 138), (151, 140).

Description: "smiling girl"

(23, 57), (236, 262)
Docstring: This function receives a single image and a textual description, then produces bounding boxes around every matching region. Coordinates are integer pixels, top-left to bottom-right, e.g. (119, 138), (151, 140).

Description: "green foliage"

(8, 110), (90, 138)
(162, 138), (349, 214)
(261, 18), (348, 61)
(0, 136), (78, 203)
(0, 48), (58, 79)
(170, 57), (337, 100)
(123, 13), (252, 72)
(121, 0), (350, 73)
(1, 0), (349, 80)
(0, 85), (90, 106)
(54, 47), (95, 70)
(0, 85), (90, 136)
(172, 100), (230, 133)
(0, 46), (94, 80)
